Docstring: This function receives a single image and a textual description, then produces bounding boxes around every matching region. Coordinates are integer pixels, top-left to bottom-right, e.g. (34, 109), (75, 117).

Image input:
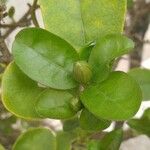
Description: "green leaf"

(87, 140), (100, 150)
(12, 28), (79, 90)
(79, 41), (95, 61)
(0, 144), (5, 150)
(35, 89), (78, 119)
(39, 0), (126, 50)
(0, 116), (16, 134)
(87, 129), (123, 150)
(80, 71), (142, 120)
(143, 108), (150, 119)
(127, 118), (150, 136)
(127, 0), (133, 9)
(99, 129), (123, 150)
(2, 62), (43, 119)
(89, 34), (134, 83)
(63, 117), (80, 132)
(79, 109), (110, 131)
(127, 108), (150, 136)
(128, 68), (150, 100)
(56, 131), (76, 150)
(13, 128), (56, 150)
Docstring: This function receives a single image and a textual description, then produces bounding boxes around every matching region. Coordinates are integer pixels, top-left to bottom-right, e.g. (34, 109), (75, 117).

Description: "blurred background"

(0, 0), (150, 149)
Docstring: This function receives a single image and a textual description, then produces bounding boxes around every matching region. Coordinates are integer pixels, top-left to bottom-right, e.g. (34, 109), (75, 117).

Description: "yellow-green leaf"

(13, 128), (56, 150)
(39, 0), (126, 51)
(2, 62), (43, 119)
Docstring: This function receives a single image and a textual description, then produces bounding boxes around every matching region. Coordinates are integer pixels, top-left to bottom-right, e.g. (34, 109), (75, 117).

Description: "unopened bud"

(73, 61), (92, 84)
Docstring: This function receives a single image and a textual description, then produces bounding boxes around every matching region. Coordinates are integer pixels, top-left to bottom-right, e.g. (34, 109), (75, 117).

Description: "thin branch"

(1, 0), (39, 39)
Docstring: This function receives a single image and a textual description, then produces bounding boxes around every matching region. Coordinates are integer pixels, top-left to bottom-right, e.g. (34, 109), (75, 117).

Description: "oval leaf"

(12, 28), (79, 90)
(79, 109), (110, 131)
(80, 71), (142, 120)
(99, 129), (123, 150)
(56, 131), (76, 150)
(87, 129), (123, 150)
(128, 68), (150, 100)
(13, 128), (56, 150)
(39, 0), (126, 50)
(127, 108), (150, 136)
(63, 117), (80, 132)
(89, 34), (134, 83)
(2, 62), (43, 119)
(0, 144), (5, 150)
(35, 89), (78, 119)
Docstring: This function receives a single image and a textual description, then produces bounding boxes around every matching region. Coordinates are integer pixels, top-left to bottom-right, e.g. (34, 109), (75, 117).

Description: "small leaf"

(80, 71), (142, 120)
(2, 62), (43, 119)
(63, 117), (80, 132)
(79, 41), (96, 61)
(12, 28), (79, 90)
(13, 128), (56, 150)
(0, 144), (5, 150)
(8, 6), (15, 18)
(99, 129), (123, 150)
(128, 68), (150, 100)
(35, 89), (78, 119)
(39, 0), (126, 50)
(87, 129), (123, 150)
(89, 34), (134, 83)
(127, 118), (150, 136)
(56, 131), (76, 150)
(142, 108), (150, 119)
(79, 109), (110, 131)
(87, 140), (100, 150)
(0, 116), (16, 134)
(127, 108), (150, 136)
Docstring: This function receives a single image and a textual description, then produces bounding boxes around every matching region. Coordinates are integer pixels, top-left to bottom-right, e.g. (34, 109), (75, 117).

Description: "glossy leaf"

(12, 28), (78, 90)
(80, 71), (142, 120)
(128, 68), (150, 100)
(13, 128), (56, 150)
(79, 109), (110, 131)
(89, 34), (134, 83)
(2, 62), (43, 119)
(39, 0), (126, 50)
(56, 131), (76, 150)
(35, 89), (78, 119)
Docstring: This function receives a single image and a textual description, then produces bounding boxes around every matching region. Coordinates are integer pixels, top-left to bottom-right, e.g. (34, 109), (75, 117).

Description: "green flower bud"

(73, 61), (92, 84)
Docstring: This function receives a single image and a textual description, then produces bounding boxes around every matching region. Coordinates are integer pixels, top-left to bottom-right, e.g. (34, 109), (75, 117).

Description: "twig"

(1, 0), (39, 39)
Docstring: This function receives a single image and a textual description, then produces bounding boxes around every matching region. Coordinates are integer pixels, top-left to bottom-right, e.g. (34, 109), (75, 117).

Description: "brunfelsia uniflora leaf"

(12, 28), (79, 90)
(2, 62), (43, 119)
(56, 131), (76, 150)
(87, 129), (123, 150)
(35, 89), (79, 119)
(2, 62), (78, 119)
(128, 68), (150, 100)
(127, 108), (150, 136)
(13, 128), (56, 150)
(39, 0), (126, 51)
(89, 34), (134, 83)
(80, 71), (142, 120)
(2, 1), (142, 124)
(79, 109), (110, 131)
